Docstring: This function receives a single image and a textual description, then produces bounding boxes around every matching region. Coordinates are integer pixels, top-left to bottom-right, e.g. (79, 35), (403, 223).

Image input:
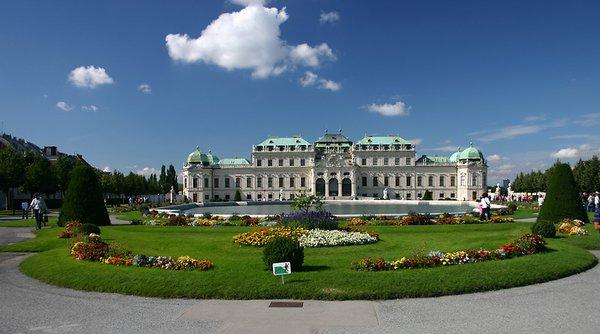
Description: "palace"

(182, 132), (487, 203)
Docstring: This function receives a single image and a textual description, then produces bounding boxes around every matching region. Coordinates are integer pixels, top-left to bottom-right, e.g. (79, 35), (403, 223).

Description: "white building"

(182, 132), (487, 203)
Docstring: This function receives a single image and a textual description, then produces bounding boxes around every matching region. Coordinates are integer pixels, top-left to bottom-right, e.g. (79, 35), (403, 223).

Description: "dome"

(448, 147), (462, 163)
(458, 143), (484, 161)
(187, 147), (208, 164)
(206, 150), (220, 165)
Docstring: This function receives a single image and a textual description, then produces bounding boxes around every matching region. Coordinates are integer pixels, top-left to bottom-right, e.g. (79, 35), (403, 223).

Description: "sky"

(1, 0), (600, 184)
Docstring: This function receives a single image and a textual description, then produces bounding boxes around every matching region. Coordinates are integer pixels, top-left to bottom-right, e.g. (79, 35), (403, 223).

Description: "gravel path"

(1, 228), (599, 333)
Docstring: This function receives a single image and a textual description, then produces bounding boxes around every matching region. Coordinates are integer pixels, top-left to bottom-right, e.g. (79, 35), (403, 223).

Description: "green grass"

(509, 208), (538, 220)
(1, 221), (598, 300)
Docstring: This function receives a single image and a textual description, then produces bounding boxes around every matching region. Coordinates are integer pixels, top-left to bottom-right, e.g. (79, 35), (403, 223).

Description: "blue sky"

(1, 0), (600, 184)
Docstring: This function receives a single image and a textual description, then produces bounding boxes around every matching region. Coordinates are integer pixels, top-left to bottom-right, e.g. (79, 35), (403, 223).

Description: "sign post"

(272, 262), (291, 285)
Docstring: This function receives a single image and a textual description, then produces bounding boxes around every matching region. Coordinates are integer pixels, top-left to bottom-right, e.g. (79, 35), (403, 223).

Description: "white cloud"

(424, 145), (459, 152)
(299, 71), (341, 91)
(574, 113), (600, 126)
(81, 105), (98, 112)
(56, 101), (73, 112)
(319, 11), (340, 24)
(68, 65), (114, 88)
(487, 154), (502, 162)
(551, 147), (579, 159)
(138, 83), (152, 94)
(289, 43), (335, 67)
(135, 167), (160, 177)
(165, 3), (335, 79)
(524, 114), (546, 122)
(489, 164), (517, 179)
(366, 101), (409, 116)
(480, 120), (565, 142)
(102, 166), (111, 173)
(230, 0), (266, 6)
(408, 138), (423, 145)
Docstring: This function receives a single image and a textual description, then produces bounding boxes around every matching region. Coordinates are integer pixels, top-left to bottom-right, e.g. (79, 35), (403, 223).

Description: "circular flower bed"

(558, 219), (588, 236)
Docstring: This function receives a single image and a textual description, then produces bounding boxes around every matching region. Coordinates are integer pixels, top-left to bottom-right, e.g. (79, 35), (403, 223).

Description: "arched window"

(460, 174), (466, 187)
(471, 174), (478, 187)
(439, 176), (445, 187)
(417, 176), (422, 187)
(428, 176), (434, 187)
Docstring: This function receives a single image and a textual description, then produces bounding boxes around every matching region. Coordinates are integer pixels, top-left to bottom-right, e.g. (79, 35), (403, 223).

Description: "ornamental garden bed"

(2, 222), (598, 300)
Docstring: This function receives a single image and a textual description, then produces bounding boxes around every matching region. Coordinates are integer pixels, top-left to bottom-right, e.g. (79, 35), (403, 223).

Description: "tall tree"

(23, 156), (57, 196)
(159, 165), (168, 194)
(53, 155), (77, 195)
(0, 148), (26, 210)
(167, 165), (178, 193)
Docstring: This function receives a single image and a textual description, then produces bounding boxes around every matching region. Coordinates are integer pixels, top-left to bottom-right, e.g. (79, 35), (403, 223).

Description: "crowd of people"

(583, 193), (600, 212)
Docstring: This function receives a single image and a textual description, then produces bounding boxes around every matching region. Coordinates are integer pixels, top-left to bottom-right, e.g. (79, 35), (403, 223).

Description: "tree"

(167, 165), (178, 193)
(159, 165), (168, 194)
(290, 192), (324, 212)
(537, 162), (588, 225)
(23, 155), (57, 196)
(234, 189), (242, 201)
(0, 148), (25, 211)
(58, 164), (110, 226)
(53, 155), (76, 195)
(422, 190), (433, 200)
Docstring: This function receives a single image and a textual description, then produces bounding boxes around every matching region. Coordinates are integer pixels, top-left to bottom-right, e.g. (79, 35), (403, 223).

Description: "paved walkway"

(0, 228), (599, 333)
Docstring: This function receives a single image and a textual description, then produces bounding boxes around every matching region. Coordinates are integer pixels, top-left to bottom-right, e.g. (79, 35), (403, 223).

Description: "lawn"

(1, 220), (598, 300)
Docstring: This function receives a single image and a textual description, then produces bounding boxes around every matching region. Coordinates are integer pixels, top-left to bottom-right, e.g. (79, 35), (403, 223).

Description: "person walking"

(29, 194), (43, 230)
(595, 193), (600, 213)
(21, 201), (29, 219)
(480, 193), (491, 221)
(588, 194), (595, 212)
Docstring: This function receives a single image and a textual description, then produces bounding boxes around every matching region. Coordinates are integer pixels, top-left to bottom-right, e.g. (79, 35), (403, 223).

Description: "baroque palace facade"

(182, 132), (487, 203)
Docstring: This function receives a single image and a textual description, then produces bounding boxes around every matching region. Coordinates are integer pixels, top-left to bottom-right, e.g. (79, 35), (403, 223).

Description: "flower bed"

(558, 219), (588, 236)
(281, 210), (338, 230)
(351, 234), (545, 271)
(70, 234), (213, 271)
(58, 221), (83, 238)
(233, 227), (379, 247)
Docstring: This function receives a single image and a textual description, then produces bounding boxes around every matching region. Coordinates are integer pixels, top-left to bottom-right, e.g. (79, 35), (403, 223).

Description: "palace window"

(268, 177), (273, 188)
(472, 174), (478, 187)
(450, 193), (456, 198)
(289, 159), (294, 166)
(257, 159), (262, 167)
(225, 195), (230, 201)
(406, 176), (412, 187)
(362, 158), (367, 166)
(300, 159), (306, 166)
(205, 194), (209, 200)
(450, 176), (456, 187)
(204, 178), (209, 188)
(184, 178), (187, 188)
(428, 176), (434, 187)
(373, 158), (378, 166)
(214, 178), (219, 188)
(235, 177), (241, 188)
(290, 177), (295, 188)
(268, 159), (273, 166)
(246, 194), (252, 200)
(279, 177), (284, 188)
(373, 176), (379, 187)
(406, 193), (411, 199)
(257, 177), (263, 188)
(257, 194), (262, 200)
(225, 178), (230, 188)
(194, 178), (199, 188)
(362, 176), (367, 187)
(460, 174), (466, 186)
(278, 159), (284, 167)
(417, 176), (422, 187)
(384, 176), (389, 186)
(246, 177), (252, 188)
(268, 193), (273, 200)
(439, 176), (445, 187)
(395, 176), (400, 187)
(394, 157), (400, 165)
(439, 193), (444, 199)
(301, 177), (306, 187)
(406, 157), (412, 165)
(383, 158), (389, 166)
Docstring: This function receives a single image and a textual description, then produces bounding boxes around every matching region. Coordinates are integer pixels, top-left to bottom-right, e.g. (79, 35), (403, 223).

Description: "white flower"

(298, 229), (377, 247)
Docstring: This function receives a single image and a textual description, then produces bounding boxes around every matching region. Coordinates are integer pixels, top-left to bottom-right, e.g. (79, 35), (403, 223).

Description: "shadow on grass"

(301, 265), (330, 272)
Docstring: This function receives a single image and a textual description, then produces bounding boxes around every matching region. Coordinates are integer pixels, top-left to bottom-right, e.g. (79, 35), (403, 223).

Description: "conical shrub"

(58, 164), (110, 226)
(537, 163), (588, 225)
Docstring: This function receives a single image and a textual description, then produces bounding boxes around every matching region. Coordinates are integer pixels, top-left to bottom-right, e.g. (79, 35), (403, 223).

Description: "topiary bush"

(422, 190), (433, 200)
(262, 237), (304, 272)
(531, 221), (556, 238)
(58, 164), (111, 226)
(80, 223), (101, 235)
(234, 189), (242, 201)
(537, 163), (589, 225)
(507, 202), (518, 214)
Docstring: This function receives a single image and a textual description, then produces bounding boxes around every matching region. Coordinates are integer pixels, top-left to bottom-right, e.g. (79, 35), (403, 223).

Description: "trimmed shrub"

(507, 202), (518, 214)
(531, 221), (556, 238)
(262, 237), (304, 272)
(234, 190), (242, 201)
(80, 223), (101, 235)
(58, 164), (110, 226)
(537, 163), (589, 225)
(422, 190), (433, 200)
(281, 210), (338, 230)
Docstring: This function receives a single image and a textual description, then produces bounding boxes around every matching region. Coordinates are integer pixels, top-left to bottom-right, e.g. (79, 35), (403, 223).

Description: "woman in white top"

(480, 193), (491, 221)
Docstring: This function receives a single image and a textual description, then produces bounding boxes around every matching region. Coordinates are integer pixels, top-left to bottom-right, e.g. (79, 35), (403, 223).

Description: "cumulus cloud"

(135, 167), (160, 177)
(299, 71), (341, 91)
(102, 166), (111, 173)
(56, 101), (73, 112)
(551, 147), (580, 159)
(138, 83), (152, 94)
(230, 0), (266, 5)
(366, 101), (409, 117)
(487, 154), (502, 162)
(68, 65), (114, 88)
(319, 11), (340, 24)
(165, 3), (335, 79)
(81, 105), (98, 112)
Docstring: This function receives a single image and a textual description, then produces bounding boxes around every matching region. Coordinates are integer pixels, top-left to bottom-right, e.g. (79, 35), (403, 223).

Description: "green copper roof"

(257, 136), (310, 147)
(218, 158), (250, 166)
(187, 147), (208, 164)
(206, 151), (220, 165)
(314, 132), (353, 147)
(458, 144), (484, 161)
(417, 155), (450, 164)
(448, 148), (462, 162)
(356, 135), (411, 146)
